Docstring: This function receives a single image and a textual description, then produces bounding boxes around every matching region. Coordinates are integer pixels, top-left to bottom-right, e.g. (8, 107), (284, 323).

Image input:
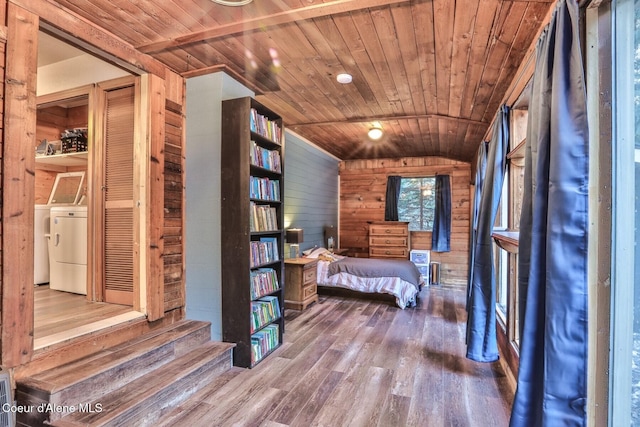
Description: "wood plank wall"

(163, 99), (185, 313)
(339, 157), (471, 288)
(2, 2), (38, 367)
(0, 0), (6, 364)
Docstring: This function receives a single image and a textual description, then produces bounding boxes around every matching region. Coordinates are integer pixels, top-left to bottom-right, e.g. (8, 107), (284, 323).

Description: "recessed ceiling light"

(336, 73), (353, 84)
(368, 126), (384, 140)
(212, 0), (253, 6)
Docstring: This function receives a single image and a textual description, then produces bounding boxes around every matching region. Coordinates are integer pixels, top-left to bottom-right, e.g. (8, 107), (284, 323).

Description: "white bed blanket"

(316, 259), (421, 309)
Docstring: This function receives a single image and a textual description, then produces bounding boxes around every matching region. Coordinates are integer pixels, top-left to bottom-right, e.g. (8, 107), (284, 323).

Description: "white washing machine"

(34, 204), (51, 285)
(48, 205), (88, 295)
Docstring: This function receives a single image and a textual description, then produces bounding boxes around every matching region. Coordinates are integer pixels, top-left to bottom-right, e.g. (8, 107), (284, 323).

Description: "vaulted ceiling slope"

(50, 0), (553, 161)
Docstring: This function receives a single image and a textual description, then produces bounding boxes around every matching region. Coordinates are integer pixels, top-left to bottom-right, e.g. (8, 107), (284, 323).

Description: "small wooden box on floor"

(368, 221), (410, 259)
(284, 258), (318, 310)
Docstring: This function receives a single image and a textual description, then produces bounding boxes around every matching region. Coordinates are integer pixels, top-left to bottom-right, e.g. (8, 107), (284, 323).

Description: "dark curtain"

(510, 0), (589, 425)
(465, 105), (509, 362)
(467, 141), (489, 307)
(431, 175), (451, 252)
(384, 175), (402, 221)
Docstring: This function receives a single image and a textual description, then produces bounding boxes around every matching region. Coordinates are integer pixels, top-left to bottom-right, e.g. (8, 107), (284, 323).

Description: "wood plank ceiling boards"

(45, 0), (555, 162)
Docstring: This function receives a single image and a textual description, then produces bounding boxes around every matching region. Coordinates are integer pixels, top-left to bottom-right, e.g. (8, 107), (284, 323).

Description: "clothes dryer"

(48, 205), (87, 295)
(34, 204), (51, 285)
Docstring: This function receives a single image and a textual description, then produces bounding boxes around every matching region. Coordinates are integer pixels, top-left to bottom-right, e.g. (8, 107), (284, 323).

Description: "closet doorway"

(33, 31), (144, 349)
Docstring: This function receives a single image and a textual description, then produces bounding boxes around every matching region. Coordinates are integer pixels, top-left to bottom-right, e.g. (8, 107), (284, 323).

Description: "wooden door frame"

(2, 11), (167, 367)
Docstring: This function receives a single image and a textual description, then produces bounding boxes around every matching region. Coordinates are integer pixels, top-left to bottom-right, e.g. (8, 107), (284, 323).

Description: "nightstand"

(284, 258), (318, 310)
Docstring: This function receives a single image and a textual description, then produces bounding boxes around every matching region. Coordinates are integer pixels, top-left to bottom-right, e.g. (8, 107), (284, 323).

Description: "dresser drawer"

(369, 236), (408, 247)
(303, 283), (317, 300)
(369, 224), (408, 237)
(303, 267), (317, 285)
(369, 246), (409, 258)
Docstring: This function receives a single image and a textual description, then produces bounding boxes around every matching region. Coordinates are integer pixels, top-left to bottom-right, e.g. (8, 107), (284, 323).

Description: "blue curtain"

(384, 175), (402, 221)
(467, 141), (489, 307)
(466, 105), (510, 362)
(510, 0), (589, 425)
(431, 175), (451, 252)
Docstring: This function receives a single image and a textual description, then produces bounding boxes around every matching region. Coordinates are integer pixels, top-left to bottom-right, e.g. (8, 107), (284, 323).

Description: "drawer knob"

(385, 250), (390, 254)
(385, 229), (391, 233)
(385, 239), (390, 244)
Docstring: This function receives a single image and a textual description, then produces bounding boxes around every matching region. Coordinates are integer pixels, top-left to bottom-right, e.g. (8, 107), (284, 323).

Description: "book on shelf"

(250, 295), (281, 332)
(250, 176), (280, 201)
(251, 323), (280, 364)
(249, 108), (282, 144)
(250, 268), (280, 300)
(250, 237), (280, 267)
(250, 141), (281, 173)
(249, 202), (278, 232)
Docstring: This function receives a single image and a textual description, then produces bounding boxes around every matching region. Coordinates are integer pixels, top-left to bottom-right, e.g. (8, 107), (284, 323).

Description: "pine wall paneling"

(0, 0), (7, 368)
(2, 2), (37, 367)
(339, 157), (471, 288)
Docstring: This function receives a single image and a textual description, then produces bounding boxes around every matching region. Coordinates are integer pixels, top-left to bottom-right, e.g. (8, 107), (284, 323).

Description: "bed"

(303, 247), (424, 309)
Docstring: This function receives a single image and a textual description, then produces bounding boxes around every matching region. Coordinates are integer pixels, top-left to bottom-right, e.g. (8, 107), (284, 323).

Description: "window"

(611, 0), (640, 424)
(397, 177), (436, 231)
(493, 107), (526, 354)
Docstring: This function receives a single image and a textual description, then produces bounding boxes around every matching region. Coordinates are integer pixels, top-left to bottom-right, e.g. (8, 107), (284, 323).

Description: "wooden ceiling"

(48, 0), (554, 162)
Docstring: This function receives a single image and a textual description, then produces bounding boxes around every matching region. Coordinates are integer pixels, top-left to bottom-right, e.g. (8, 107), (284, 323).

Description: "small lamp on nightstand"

(286, 228), (304, 259)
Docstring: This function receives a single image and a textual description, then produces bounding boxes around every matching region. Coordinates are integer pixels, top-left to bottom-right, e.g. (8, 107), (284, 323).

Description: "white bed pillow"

(303, 247), (329, 258)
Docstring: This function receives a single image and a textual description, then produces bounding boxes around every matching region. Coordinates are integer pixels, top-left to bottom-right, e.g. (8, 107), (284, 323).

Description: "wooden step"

(50, 341), (235, 427)
(16, 320), (214, 426)
(155, 367), (245, 427)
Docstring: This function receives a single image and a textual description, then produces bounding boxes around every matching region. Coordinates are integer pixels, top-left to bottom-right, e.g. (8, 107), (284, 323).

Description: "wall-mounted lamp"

(286, 228), (304, 259)
(368, 126), (384, 140)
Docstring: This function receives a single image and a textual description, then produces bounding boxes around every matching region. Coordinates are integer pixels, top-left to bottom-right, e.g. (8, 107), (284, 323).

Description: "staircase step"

(51, 341), (235, 427)
(17, 320), (212, 425)
(155, 367), (245, 427)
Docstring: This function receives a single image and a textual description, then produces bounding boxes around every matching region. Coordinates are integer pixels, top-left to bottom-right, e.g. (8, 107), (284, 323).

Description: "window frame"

(609, 0), (636, 425)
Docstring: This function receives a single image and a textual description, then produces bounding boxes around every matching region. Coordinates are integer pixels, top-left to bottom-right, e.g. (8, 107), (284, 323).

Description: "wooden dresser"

(368, 221), (410, 259)
(284, 258), (318, 310)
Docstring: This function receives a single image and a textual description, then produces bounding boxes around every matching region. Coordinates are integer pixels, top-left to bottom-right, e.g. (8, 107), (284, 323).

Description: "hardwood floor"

(34, 285), (141, 350)
(162, 286), (514, 427)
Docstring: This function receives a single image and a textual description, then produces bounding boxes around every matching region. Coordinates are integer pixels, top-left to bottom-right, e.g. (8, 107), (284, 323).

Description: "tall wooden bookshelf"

(221, 97), (285, 368)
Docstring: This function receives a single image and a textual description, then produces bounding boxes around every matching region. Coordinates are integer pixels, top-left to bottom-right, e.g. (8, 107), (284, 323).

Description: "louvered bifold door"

(103, 86), (135, 305)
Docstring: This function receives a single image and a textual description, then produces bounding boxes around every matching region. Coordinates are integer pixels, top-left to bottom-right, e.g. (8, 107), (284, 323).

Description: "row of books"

(251, 323), (279, 365)
(250, 202), (278, 232)
(250, 176), (280, 201)
(250, 295), (281, 332)
(250, 268), (280, 300)
(250, 237), (280, 267)
(249, 108), (282, 144)
(250, 141), (281, 173)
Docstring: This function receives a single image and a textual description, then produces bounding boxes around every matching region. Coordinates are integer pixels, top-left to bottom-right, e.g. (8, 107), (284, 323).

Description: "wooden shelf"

(492, 230), (520, 254)
(221, 97), (285, 368)
(35, 151), (88, 167)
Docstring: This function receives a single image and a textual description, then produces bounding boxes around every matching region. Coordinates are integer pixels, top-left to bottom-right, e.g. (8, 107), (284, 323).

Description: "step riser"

(19, 330), (211, 423)
(103, 351), (232, 427)
(49, 345), (233, 427)
(16, 321), (220, 426)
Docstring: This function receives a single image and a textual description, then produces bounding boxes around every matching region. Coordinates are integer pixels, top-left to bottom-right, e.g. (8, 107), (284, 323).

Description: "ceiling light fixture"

(336, 73), (353, 84)
(212, 0), (253, 6)
(368, 126), (384, 140)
